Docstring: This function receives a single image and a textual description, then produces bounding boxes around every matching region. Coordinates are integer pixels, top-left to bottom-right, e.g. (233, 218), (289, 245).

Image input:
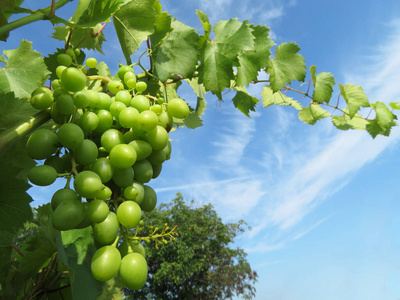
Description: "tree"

(0, 0), (398, 298)
(125, 193), (258, 300)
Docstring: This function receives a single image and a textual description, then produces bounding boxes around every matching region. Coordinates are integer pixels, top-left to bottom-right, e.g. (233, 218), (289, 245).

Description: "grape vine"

(0, 0), (398, 298)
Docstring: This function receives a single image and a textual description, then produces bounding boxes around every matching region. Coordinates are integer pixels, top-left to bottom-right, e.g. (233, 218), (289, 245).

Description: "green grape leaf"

(97, 277), (124, 300)
(339, 83), (370, 118)
(298, 104), (331, 125)
(185, 78), (207, 117)
(113, 0), (158, 64)
(389, 102), (400, 110)
(52, 25), (106, 53)
(72, 0), (124, 27)
(0, 154), (33, 232)
(152, 19), (199, 82)
(332, 109), (368, 130)
(163, 80), (181, 101)
(365, 101), (397, 137)
(261, 85), (302, 110)
(0, 40), (50, 98)
(236, 24), (274, 86)
(309, 65), (335, 103)
(150, 11), (173, 49)
(0, 54), (6, 63)
(196, 10), (211, 48)
(57, 227), (105, 299)
(267, 42), (306, 92)
(232, 86), (259, 117)
(0, 231), (13, 282)
(183, 112), (203, 129)
(198, 19), (255, 98)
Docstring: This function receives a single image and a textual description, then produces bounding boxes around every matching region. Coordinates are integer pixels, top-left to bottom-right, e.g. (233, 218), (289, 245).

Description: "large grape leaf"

(185, 77), (207, 117)
(152, 19), (199, 82)
(339, 83), (370, 118)
(232, 86), (259, 117)
(267, 42), (306, 92)
(261, 85), (302, 110)
(52, 24), (106, 53)
(0, 231), (13, 282)
(71, 0), (125, 27)
(113, 0), (158, 64)
(309, 65), (335, 103)
(57, 227), (107, 299)
(150, 11), (173, 49)
(236, 24), (274, 87)
(198, 19), (255, 98)
(332, 110), (368, 131)
(298, 104), (331, 125)
(0, 40), (50, 98)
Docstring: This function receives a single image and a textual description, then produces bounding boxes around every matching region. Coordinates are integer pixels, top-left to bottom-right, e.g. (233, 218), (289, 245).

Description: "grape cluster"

(26, 49), (187, 290)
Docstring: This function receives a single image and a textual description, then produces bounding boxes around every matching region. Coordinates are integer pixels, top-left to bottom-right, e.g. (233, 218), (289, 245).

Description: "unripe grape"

(26, 129), (58, 160)
(109, 144), (137, 168)
(91, 245), (121, 281)
(119, 107), (139, 128)
(87, 199), (109, 223)
(74, 170), (103, 198)
(80, 111), (99, 132)
(117, 200), (141, 229)
(115, 90), (131, 106)
(135, 81), (147, 93)
(137, 110), (158, 132)
(55, 93), (74, 115)
(27, 165), (58, 186)
(86, 57), (97, 69)
(65, 48), (75, 57)
(100, 129), (125, 153)
(92, 212), (119, 245)
(167, 98), (189, 119)
(52, 198), (86, 231)
(57, 53), (72, 67)
(51, 188), (78, 211)
(107, 80), (124, 95)
(57, 123), (84, 150)
(91, 158), (114, 183)
(74, 139), (98, 166)
(112, 167), (134, 187)
(73, 89), (91, 108)
(119, 253), (148, 290)
(95, 110), (113, 133)
(140, 185), (157, 212)
(124, 181), (144, 204)
(128, 140), (152, 161)
(132, 159), (153, 183)
(131, 95), (150, 112)
(61, 67), (86, 92)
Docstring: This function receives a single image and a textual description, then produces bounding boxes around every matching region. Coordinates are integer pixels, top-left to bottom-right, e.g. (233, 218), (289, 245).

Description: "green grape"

(44, 155), (70, 173)
(51, 188), (78, 211)
(57, 53), (72, 67)
(137, 110), (158, 132)
(135, 81), (147, 93)
(74, 202), (92, 229)
(146, 149), (166, 165)
(131, 95), (150, 112)
(80, 111), (99, 132)
(123, 181), (144, 204)
(119, 253), (148, 290)
(163, 141), (172, 160)
(131, 124), (147, 140)
(61, 67), (86, 92)
(87, 89), (101, 109)
(74, 48), (81, 56)
(95, 185), (112, 200)
(52, 198), (86, 231)
(52, 79), (61, 90)
(132, 159), (153, 183)
(109, 144), (137, 168)
(95, 110), (113, 133)
(130, 241), (145, 257)
(118, 65), (134, 81)
(157, 97), (164, 105)
(55, 93), (75, 115)
(98, 92), (112, 110)
(124, 71), (136, 89)
(100, 129), (125, 153)
(128, 140), (152, 161)
(146, 125), (169, 151)
(112, 167), (134, 187)
(110, 101), (127, 119)
(65, 48), (75, 57)
(87, 199), (109, 223)
(91, 245), (121, 282)
(56, 65), (67, 79)
(167, 98), (190, 119)
(117, 200), (141, 229)
(107, 80), (124, 95)
(73, 90), (90, 108)
(157, 111), (174, 132)
(53, 87), (69, 99)
(140, 185), (157, 212)
(74, 170), (103, 198)
(26, 129), (58, 160)
(119, 107), (139, 128)
(92, 211), (119, 245)
(123, 130), (137, 143)
(50, 102), (68, 125)
(57, 123), (84, 150)
(115, 90), (131, 106)
(86, 57), (97, 68)
(27, 165), (58, 186)
(91, 158), (114, 183)
(74, 139), (98, 166)
(30, 88), (53, 110)
(150, 104), (163, 115)
(152, 163), (162, 179)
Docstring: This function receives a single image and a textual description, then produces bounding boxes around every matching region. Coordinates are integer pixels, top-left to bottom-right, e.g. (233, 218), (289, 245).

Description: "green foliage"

(126, 193), (258, 300)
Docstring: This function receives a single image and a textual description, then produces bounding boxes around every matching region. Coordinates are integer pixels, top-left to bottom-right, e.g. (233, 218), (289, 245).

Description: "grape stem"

(0, 0), (73, 37)
(0, 110), (51, 155)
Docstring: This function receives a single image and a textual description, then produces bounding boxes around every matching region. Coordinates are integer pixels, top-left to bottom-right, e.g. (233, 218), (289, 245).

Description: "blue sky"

(4, 0), (400, 299)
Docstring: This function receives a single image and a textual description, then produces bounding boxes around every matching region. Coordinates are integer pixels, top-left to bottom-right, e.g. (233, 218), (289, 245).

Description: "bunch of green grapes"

(26, 49), (186, 290)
